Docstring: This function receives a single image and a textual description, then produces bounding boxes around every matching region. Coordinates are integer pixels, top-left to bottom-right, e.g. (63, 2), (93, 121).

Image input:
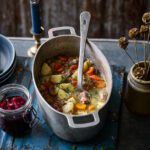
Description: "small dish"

(0, 55), (16, 84)
(0, 34), (16, 77)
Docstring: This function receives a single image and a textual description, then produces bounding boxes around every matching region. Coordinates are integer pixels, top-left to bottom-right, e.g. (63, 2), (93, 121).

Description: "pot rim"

(130, 61), (150, 84)
(32, 34), (112, 117)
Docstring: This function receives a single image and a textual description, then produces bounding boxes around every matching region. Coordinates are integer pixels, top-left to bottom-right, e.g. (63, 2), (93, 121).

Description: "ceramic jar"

(125, 61), (150, 115)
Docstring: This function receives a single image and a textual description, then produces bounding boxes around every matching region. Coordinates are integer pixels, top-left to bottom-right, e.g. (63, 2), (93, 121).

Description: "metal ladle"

(77, 11), (91, 92)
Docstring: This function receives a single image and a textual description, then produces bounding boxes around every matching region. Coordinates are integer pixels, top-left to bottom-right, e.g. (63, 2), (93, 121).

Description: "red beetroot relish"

(0, 96), (26, 110)
(0, 84), (34, 136)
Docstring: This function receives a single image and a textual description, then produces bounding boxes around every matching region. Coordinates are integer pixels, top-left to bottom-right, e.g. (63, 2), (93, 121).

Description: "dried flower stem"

(124, 48), (136, 64)
(146, 26), (150, 60)
(143, 34), (147, 69)
(134, 40), (139, 66)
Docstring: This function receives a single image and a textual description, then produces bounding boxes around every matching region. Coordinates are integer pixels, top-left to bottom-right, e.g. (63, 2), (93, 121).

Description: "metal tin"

(125, 62), (150, 115)
(32, 26), (112, 142)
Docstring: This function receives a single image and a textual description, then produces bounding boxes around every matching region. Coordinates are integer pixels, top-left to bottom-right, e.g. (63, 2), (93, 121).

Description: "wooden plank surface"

(1, 38), (150, 150)
(0, 0), (149, 38)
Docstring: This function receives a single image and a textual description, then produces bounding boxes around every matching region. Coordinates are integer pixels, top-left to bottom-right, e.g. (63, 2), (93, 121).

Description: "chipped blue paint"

(0, 132), (13, 149)
(0, 57), (124, 150)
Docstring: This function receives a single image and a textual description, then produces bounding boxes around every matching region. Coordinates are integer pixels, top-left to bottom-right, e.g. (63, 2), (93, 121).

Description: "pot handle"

(48, 26), (76, 38)
(66, 112), (100, 128)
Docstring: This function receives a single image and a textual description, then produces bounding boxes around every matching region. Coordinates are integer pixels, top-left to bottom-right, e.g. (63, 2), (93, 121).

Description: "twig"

(134, 40), (139, 66)
(144, 34), (147, 69)
(124, 48), (136, 64)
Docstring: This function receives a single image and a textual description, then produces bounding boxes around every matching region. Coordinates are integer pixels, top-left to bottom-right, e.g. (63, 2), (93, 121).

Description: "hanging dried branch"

(118, 37), (135, 64)
(118, 12), (150, 81)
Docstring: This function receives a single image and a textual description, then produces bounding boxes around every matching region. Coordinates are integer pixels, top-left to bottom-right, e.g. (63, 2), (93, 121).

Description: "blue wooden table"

(0, 38), (150, 150)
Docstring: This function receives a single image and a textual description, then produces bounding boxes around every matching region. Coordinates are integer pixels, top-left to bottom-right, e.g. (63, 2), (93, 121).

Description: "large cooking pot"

(32, 27), (112, 142)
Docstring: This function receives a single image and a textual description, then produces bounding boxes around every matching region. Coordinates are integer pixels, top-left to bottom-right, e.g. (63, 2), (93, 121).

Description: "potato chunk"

(68, 97), (76, 103)
(97, 101), (105, 109)
(41, 63), (52, 76)
(58, 89), (70, 100)
(62, 101), (74, 113)
(50, 75), (63, 84)
(71, 70), (78, 79)
(59, 83), (74, 92)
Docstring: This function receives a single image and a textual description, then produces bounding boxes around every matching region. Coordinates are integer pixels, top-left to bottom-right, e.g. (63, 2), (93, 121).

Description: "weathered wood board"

(0, 0), (150, 38)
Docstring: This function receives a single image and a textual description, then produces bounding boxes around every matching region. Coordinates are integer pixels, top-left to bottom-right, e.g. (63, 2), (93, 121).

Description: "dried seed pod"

(133, 66), (146, 80)
(142, 12), (150, 24)
(140, 25), (149, 33)
(118, 37), (128, 49)
(128, 28), (139, 39)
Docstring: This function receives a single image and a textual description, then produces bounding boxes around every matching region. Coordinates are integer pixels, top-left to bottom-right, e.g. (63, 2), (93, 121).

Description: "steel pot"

(32, 27), (112, 142)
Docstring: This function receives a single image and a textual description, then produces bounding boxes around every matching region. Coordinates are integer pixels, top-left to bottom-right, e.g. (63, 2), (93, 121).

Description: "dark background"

(0, 0), (150, 38)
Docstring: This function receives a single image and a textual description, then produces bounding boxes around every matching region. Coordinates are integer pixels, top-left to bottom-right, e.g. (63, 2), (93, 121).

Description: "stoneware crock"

(32, 27), (112, 142)
(125, 61), (150, 115)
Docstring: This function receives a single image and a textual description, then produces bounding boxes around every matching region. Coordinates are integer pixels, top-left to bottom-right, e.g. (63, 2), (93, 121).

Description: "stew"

(39, 55), (108, 115)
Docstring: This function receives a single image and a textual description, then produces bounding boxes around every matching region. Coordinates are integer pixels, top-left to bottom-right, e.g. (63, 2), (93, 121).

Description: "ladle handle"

(77, 11), (91, 89)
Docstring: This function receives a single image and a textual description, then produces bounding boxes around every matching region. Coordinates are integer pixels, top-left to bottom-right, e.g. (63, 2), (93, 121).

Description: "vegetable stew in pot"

(39, 55), (107, 115)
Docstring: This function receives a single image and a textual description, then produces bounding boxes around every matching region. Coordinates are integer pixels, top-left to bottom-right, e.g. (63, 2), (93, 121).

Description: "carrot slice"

(70, 64), (78, 71)
(69, 78), (77, 86)
(96, 80), (106, 88)
(72, 80), (77, 86)
(88, 104), (95, 111)
(57, 67), (64, 72)
(86, 67), (94, 75)
(75, 103), (86, 110)
(89, 75), (102, 81)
